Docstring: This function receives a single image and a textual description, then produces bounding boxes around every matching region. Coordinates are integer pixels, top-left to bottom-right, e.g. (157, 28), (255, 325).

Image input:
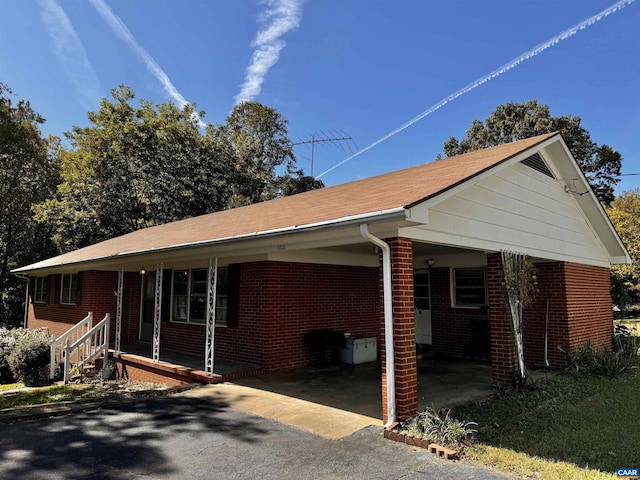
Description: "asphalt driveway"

(0, 397), (510, 480)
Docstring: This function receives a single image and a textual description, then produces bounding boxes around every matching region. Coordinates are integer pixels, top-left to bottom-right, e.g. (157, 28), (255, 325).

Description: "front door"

(414, 271), (432, 345)
(140, 272), (155, 342)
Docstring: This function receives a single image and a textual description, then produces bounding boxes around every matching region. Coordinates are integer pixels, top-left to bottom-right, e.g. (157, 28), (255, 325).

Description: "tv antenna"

(293, 131), (355, 177)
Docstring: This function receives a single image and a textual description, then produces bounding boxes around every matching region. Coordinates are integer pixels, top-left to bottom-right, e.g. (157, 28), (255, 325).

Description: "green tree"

(275, 172), (325, 197)
(607, 190), (640, 308)
(0, 83), (59, 327)
(211, 101), (299, 206)
(35, 87), (322, 252)
(443, 100), (622, 205)
(36, 86), (232, 251)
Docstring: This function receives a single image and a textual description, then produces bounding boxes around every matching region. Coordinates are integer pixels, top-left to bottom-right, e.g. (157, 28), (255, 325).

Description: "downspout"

(360, 224), (396, 428)
(14, 273), (29, 328)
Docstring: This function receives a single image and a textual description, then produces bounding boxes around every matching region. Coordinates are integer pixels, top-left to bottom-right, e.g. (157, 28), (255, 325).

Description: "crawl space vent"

(520, 152), (555, 179)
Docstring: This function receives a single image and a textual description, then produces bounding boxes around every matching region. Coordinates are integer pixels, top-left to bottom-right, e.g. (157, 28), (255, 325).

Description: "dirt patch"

(68, 372), (193, 401)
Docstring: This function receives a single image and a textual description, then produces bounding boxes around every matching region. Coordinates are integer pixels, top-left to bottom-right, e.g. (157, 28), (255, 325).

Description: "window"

(452, 268), (486, 307)
(60, 274), (77, 305)
(33, 277), (48, 303)
(171, 268), (228, 326)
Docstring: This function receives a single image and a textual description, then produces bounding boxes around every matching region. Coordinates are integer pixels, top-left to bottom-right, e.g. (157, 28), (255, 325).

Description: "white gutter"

(360, 224), (396, 428)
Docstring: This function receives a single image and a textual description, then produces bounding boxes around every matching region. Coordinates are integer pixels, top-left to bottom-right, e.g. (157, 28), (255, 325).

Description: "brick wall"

(154, 261), (380, 370)
(521, 262), (570, 368)
(430, 267), (490, 361)
(262, 261), (380, 370)
(487, 253), (519, 384)
(520, 262), (612, 368)
(488, 255), (613, 383)
(564, 263), (613, 350)
(29, 271), (116, 337)
(28, 271), (142, 346)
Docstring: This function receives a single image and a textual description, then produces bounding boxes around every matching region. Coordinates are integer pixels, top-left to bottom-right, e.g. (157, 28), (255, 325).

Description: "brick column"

(380, 237), (417, 422)
(486, 253), (518, 384)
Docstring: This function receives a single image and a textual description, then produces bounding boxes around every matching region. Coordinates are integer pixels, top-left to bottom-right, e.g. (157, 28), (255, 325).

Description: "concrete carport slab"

(179, 382), (382, 439)
(178, 359), (495, 439)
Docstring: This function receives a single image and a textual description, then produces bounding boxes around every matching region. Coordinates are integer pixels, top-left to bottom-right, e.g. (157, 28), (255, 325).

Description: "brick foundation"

(111, 352), (222, 386)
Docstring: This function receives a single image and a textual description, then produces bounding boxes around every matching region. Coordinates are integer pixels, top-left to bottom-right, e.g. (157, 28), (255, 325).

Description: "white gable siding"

(401, 162), (611, 267)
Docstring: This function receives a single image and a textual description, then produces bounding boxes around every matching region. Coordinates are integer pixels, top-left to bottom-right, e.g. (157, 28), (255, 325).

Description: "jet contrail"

(235, 0), (304, 104)
(89, 0), (206, 128)
(37, 0), (102, 110)
(316, 0), (636, 180)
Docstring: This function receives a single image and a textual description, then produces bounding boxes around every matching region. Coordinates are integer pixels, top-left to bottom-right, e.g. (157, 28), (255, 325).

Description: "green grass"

(0, 384), (100, 410)
(0, 382), (23, 392)
(455, 373), (640, 479)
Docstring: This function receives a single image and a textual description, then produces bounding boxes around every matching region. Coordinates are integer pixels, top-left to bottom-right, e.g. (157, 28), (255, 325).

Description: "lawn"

(0, 384), (97, 410)
(0, 380), (173, 411)
(455, 373), (640, 479)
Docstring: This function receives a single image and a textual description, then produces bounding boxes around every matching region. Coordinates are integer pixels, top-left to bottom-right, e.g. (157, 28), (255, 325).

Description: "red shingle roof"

(16, 133), (559, 271)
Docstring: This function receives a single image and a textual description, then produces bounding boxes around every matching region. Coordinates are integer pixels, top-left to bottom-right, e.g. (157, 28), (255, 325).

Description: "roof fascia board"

(547, 139), (631, 264)
(13, 209), (408, 275)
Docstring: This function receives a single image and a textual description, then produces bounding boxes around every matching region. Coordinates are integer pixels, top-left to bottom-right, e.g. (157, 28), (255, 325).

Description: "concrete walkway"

(180, 382), (382, 439)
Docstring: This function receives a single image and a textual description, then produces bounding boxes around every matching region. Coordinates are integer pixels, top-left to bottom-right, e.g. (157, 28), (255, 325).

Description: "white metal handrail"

(63, 313), (110, 384)
(50, 312), (93, 379)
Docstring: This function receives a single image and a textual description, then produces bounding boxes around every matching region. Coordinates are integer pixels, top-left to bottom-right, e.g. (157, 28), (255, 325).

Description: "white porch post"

(205, 257), (218, 375)
(153, 263), (163, 363)
(115, 269), (124, 352)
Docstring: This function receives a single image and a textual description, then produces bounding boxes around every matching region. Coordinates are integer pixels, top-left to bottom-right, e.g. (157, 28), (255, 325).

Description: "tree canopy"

(442, 100), (622, 205)
(0, 83), (59, 327)
(607, 190), (640, 307)
(35, 86), (322, 252)
(212, 101), (298, 206)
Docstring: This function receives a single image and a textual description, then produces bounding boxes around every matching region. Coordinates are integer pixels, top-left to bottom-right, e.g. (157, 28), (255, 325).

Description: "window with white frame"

(60, 274), (77, 305)
(452, 268), (486, 307)
(33, 277), (48, 303)
(171, 268), (228, 326)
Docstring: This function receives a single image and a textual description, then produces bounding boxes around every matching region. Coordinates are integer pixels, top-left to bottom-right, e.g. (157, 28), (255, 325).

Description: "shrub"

(0, 328), (27, 383)
(401, 406), (477, 447)
(7, 329), (52, 386)
(566, 327), (639, 378)
(614, 323), (640, 358)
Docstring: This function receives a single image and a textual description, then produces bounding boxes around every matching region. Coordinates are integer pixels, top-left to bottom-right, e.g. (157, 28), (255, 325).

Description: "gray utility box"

(340, 337), (377, 365)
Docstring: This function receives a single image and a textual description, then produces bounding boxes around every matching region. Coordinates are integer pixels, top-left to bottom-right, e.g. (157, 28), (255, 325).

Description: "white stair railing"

(63, 313), (110, 384)
(50, 312), (93, 379)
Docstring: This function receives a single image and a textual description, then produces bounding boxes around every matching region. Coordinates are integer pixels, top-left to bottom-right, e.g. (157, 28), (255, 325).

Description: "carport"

(228, 358), (494, 419)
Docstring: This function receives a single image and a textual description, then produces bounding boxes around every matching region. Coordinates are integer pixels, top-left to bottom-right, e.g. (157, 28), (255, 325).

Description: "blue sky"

(1, 0), (638, 193)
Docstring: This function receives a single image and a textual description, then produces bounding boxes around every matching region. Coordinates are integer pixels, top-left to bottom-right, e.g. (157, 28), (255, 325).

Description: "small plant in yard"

(7, 329), (52, 387)
(614, 323), (640, 359)
(401, 406), (477, 449)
